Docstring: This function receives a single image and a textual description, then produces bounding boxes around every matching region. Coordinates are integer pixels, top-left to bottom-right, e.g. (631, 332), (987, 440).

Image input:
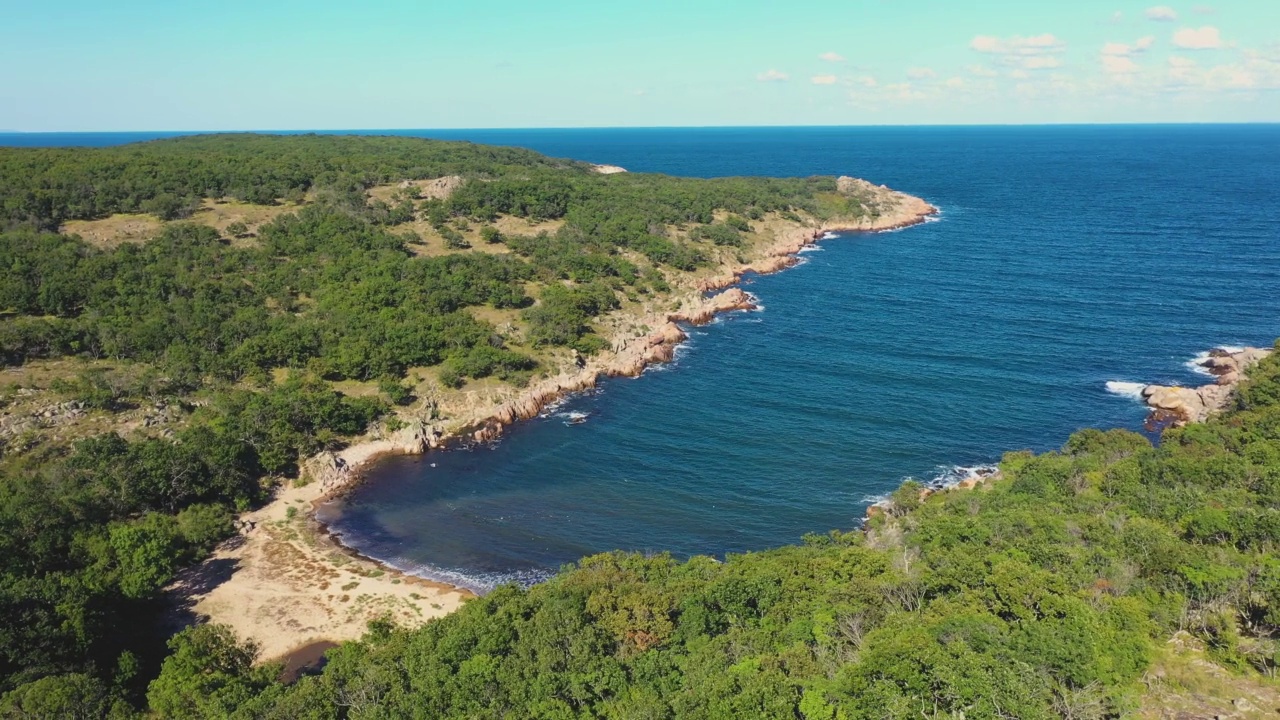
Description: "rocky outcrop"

(669, 288), (758, 325)
(306, 420), (446, 498)
(1198, 346), (1272, 386)
(1139, 346), (1272, 426)
(0, 400), (87, 438)
(591, 164), (627, 175)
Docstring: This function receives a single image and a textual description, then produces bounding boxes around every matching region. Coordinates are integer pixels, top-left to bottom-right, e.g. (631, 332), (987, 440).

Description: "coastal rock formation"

(642, 322), (688, 364)
(1199, 346), (1271, 386)
(305, 419), (445, 497)
(1138, 346), (1272, 426)
(669, 288), (757, 325)
(591, 164), (628, 174)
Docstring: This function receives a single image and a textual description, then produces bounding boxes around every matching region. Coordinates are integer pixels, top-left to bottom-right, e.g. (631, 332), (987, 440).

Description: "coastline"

(174, 180), (939, 662)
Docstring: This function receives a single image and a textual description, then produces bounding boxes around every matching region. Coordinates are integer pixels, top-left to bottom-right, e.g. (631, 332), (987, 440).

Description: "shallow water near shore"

(298, 126), (1280, 592)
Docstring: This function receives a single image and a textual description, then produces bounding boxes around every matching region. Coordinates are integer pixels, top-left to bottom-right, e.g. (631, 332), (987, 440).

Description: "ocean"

(12, 126), (1279, 592)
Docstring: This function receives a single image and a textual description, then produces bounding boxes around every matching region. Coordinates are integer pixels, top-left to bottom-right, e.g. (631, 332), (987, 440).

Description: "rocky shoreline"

(305, 181), (939, 501)
(864, 346), (1275, 525)
(184, 179), (938, 660)
(1137, 346), (1272, 428)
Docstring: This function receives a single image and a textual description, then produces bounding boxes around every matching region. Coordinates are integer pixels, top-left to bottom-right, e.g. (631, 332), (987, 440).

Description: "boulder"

(647, 322), (687, 347)
(1137, 346), (1271, 427)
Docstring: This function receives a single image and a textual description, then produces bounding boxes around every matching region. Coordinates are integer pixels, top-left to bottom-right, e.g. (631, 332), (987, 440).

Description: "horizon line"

(4, 121), (1280, 135)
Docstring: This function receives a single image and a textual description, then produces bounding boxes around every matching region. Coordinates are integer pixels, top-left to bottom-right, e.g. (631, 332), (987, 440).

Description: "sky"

(1, 0), (1278, 130)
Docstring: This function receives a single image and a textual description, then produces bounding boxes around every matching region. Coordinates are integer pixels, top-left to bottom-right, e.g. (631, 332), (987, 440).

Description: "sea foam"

(1105, 381), (1148, 401)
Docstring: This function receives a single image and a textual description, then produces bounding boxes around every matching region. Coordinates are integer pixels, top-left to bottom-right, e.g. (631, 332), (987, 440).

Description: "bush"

(378, 376), (413, 406)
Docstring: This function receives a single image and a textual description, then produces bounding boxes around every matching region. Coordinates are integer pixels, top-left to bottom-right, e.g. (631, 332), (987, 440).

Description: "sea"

(9, 125), (1279, 592)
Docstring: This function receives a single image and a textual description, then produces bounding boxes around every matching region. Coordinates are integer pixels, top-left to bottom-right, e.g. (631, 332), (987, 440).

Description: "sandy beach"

(169, 180), (938, 663)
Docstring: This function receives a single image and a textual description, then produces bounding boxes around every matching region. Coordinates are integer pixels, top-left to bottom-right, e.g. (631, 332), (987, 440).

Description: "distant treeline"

(1, 135), (840, 382)
(0, 134), (582, 230)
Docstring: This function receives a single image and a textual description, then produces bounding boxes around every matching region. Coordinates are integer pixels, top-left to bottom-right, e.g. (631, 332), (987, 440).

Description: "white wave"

(820, 231), (839, 240)
(558, 410), (589, 425)
(797, 244), (824, 253)
(387, 558), (554, 594)
(1105, 381), (1148, 401)
(861, 463), (999, 513)
(1184, 346), (1245, 376)
(1185, 351), (1214, 376)
(923, 214), (942, 224)
(537, 395), (571, 418)
(924, 464), (999, 491)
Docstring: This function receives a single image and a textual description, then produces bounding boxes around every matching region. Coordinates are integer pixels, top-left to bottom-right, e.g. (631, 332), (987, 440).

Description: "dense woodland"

(1, 135), (835, 380)
(0, 135), (1276, 717)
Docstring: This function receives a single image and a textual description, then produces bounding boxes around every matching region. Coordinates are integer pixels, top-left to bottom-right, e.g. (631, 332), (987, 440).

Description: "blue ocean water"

(12, 126), (1278, 591)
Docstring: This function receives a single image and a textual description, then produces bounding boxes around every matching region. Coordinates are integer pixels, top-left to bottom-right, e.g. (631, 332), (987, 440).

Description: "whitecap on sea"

(1105, 381), (1147, 401)
(860, 463), (999, 511)
(1184, 346), (1244, 377)
(391, 558), (555, 594)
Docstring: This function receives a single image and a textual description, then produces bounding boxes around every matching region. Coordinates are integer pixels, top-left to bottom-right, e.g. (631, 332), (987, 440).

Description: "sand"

(168, 472), (472, 663)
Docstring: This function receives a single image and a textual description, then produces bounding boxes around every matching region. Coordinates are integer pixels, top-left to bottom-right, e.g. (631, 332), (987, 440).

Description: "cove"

(319, 126), (1280, 591)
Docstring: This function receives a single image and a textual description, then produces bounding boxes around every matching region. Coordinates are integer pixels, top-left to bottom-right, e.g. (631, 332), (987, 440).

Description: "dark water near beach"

(16, 126), (1277, 591)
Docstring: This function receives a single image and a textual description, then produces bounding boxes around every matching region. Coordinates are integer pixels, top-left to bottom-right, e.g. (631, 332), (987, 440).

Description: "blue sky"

(2, 0), (1278, 130)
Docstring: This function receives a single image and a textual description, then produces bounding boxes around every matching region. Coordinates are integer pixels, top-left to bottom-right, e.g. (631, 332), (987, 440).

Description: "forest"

(1, 134), (1275, 718)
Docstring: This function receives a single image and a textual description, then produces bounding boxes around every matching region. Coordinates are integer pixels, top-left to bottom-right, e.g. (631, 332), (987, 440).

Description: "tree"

(109, 514), (181, 599)
(0, 673), (122, 720)
(147, 625), (277, 719)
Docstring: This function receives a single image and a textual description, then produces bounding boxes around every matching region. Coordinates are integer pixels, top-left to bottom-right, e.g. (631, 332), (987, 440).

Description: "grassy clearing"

(1137, 633), (1280, 719)
(61, 213), (164, 248)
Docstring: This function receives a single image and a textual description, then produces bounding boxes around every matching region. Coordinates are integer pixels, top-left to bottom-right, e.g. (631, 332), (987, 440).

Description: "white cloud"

(971, 33), (1066, 55)
(1145, 6), (1179, 21)
(819, 52), (845, 63)
(906, 67), (936, 79)
(1103, 36), (1156, 56)
(967, 64), (998, 77)
(1109, 11), (1125, 24)
(945, 76), (966, 89)
(1103, 55), (1141, 74)
(1172, 26), (1223, 49)
(1160, 47), (1280, 91)
(971, 33), (1067, 71)
(756, 69), (789, 82)
(856, 75), (878, 87)
(810, 74), (838, 85)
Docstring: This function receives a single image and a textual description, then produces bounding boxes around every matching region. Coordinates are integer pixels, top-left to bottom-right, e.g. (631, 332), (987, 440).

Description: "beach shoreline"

(173, 180), (939, 662)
